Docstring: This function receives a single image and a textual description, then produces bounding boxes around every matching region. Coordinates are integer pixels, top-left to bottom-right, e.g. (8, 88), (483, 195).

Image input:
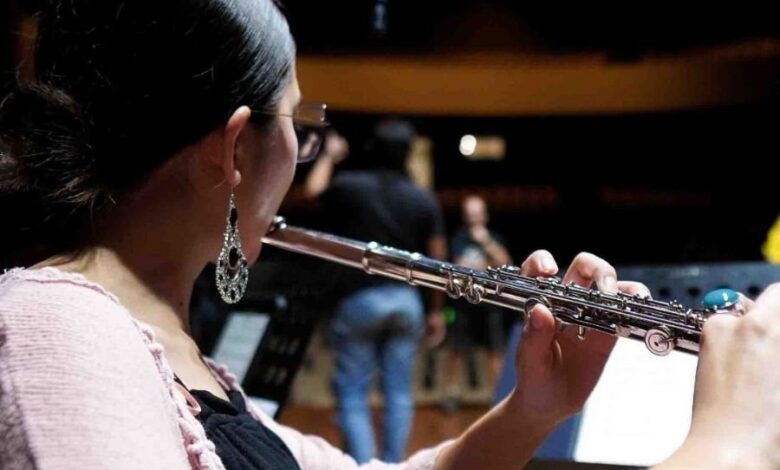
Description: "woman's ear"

(220, 106), (252, 188)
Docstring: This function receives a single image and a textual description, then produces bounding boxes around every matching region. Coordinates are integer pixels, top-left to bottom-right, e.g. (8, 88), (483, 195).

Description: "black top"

(320, 170), (445, 292)
(450, 227), (506, 266)
(181, 381), (301, 470)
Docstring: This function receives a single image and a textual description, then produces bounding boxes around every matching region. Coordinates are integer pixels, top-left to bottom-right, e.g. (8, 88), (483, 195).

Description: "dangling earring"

(216, 191), (249, 304)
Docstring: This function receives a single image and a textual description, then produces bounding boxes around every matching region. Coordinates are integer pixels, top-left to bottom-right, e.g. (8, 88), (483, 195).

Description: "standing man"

(304, 119), (446, 463)
(443, 195), (512, 410)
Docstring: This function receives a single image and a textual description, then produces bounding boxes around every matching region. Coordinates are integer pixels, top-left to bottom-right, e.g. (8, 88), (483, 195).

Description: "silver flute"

(262, 216), (740, 356)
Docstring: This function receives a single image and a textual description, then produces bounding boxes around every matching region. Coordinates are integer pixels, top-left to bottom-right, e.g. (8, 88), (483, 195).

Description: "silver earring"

(216, 192), (249, 304)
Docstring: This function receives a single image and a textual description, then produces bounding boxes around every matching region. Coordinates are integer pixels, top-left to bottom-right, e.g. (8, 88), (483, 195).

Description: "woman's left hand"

(507, 250), (651, 428)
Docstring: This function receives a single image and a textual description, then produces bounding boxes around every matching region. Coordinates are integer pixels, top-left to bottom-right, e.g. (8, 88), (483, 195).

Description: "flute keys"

(445, 280), (461, 299)
(464, 283), (485, 304)
(444, 266), (462, 299)
(645, 327), (677, 356)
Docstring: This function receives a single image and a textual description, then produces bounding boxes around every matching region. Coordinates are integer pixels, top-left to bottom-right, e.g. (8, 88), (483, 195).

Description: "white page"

(574, 338), (697, 466)
(211, 311), (271, 383)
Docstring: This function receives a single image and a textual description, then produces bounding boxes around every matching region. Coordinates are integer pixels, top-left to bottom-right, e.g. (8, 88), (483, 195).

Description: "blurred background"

(3, 1), (780, 468)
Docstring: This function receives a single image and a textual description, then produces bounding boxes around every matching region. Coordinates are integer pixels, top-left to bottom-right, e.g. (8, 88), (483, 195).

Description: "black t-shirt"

(320, 169), (444, 292)
(450, 226), (506, 267)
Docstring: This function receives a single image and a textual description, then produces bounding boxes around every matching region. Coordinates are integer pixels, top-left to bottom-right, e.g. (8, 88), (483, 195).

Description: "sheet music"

(211, 311), (271, 383)
(574, 338), (697, 466)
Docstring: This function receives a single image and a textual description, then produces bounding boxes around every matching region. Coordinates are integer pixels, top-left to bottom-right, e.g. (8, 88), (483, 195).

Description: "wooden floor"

(288, 334), (497, 408)
(279, 405), (487, 457)
(279, 405), (637, 469)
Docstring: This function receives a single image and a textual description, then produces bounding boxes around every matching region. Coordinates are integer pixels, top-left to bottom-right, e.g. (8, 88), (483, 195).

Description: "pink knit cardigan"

(0, 268), (449, 469)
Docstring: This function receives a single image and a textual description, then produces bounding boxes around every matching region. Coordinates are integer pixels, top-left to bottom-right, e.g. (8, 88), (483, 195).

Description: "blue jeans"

(331, 283), (424, 463)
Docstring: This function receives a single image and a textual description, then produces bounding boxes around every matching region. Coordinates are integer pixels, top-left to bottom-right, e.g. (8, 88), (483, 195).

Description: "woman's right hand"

(657, 283), (780, 469)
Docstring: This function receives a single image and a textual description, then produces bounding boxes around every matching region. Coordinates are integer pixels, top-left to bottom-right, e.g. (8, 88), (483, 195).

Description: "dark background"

(2, 0), (778, 269)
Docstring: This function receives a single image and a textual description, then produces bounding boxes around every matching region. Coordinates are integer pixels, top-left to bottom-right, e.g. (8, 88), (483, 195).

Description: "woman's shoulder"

(0, 267), (193, 469)
(0, 267), (125, 322)
(0, 266), (151, 370)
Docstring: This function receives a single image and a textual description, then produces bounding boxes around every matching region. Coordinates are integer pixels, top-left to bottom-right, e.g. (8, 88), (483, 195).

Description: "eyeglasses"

(252, 103), (329, 164)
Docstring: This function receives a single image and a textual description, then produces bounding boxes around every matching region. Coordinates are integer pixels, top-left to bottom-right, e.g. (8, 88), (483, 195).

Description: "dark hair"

(0, 0), (295, 267)
(370, 118), (415, 172)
